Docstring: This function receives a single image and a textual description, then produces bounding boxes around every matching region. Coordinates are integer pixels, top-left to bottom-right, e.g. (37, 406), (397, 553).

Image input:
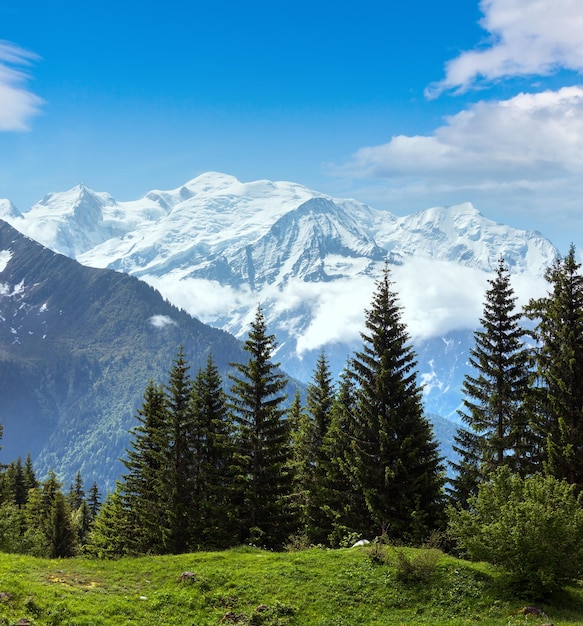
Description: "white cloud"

(143, 260), (550, 362)
(345, 87), (583, 183)
(392, 260), (489, 342)
(149, 314), (177, 328)
(280, 277), (375, 355)
(0, 40), (43, 131)
(340, 85), (583, 243)
(428, 0), (583, 96)
(142, 275), (256, 326)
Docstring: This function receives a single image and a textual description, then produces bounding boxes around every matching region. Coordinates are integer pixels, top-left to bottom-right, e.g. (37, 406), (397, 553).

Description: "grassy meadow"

(0, 545), (582, 625)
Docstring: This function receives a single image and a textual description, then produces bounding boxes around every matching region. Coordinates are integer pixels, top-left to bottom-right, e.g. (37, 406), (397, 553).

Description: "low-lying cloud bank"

(143, 257), (549, 356)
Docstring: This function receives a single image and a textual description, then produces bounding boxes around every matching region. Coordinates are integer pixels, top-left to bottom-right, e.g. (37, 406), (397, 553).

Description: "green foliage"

(228, 306), (294, 548)
(189, 354), (237, 550)
(0, 503), (26, 553)
(393, 547), (442, 585)
(346, 266), (445, 541)
(291, 351), (337, 545)
(525, 245), (583, 492)
(86, 485), (134, 559)
(449, 467), (583, 597)
(451, 258), (533, 505)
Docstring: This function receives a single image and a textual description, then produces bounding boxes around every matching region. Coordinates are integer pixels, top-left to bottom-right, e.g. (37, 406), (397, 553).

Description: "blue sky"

(1, 0), (583, 252)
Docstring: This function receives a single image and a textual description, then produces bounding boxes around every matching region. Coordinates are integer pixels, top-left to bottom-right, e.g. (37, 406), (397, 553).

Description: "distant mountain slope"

(0, 220), (251, 488)
(0, 173), (560, 419)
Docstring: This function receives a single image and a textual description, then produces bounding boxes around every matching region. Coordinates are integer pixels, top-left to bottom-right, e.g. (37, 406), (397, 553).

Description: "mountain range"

(0, 173), (561, 486)
(0, 172), (559, 420)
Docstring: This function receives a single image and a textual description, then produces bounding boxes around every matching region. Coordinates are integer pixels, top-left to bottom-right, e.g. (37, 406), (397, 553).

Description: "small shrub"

(393, 547), (441, 585)
(326, 522), (362, 548)
(366, 540), (390, 565)
(284, 532), (311, 552)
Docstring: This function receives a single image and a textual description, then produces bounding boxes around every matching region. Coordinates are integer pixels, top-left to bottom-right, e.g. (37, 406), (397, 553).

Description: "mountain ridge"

(0, 173), (559, 419)
(0, 218), (255, 488)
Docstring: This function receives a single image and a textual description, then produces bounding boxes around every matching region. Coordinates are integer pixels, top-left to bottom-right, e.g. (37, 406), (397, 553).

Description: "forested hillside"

(0, 220), (252, 488)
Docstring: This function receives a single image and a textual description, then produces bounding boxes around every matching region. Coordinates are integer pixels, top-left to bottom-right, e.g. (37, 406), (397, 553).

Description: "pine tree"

(23, 453), (37, 493)
(288, 390), (307, 535)
(3, 458), (27, 506)
(22, 470), (77, 557)
(162, 347), (195, 553)
(68, 470), (85, 510)
(324, 367), (370, 545)
(525, 245), (583, 491)
(66, 470), (93, 547)
(348, 266), (445, 542)
(451, 259), (532, 505)
(87, 481), (101, 519)
(46, 491), (77, 557)
(294, 351), (336, 545)
(122, 379), (169, 553)
(228, 306), (293, 548)
(189, 354), (235, 549)
(86, 484), (133, 558)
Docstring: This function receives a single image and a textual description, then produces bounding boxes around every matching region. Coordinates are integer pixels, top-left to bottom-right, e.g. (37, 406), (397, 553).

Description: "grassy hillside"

(0, 546), (582, 625)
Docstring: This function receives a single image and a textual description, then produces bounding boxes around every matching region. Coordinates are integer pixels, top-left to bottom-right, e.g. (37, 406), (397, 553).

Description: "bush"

(393, 547), (441, 584)
(449, 467), (583, 597)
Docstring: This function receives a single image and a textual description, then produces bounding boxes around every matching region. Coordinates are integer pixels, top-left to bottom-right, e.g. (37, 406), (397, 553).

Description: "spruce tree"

(46, 491), (77, 557)
(294, 351), (336, 545)
(525, 245), (583, 491)
(122, 379), (170, 553)
(3, 458), (27, 506)
(228, 306), (293, 548)
(87, 481), (101, 519)
(68, 470), (85, 510)
(162, 347), (195, 553)
(67, 470), (93, 547)
(324, 367), (370, 544)
(288, 390), (308, 536)
(190, 354), (235, 549)
(23, 453), (37, 493)
(348, 266), (445, 542)
(86, 485), (133, 558)
(451, 259), (532, 505)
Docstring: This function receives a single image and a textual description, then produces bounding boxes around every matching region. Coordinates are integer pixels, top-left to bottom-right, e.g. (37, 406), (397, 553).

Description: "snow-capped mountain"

(2, 172), (559, 418)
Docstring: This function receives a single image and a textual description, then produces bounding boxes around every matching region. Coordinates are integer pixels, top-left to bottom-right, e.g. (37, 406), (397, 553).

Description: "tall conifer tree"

(525, 245), (583, 491)
(122, 379), (169, 553)
(324, 367), (371, 544)
(348, 266), (445, 542)
(451, 259), (532, 505)
(190, 354), (235, 549)
(162, 347), (195, 553)
(228, 306), (293, 548)
(294, 351), (336, 544)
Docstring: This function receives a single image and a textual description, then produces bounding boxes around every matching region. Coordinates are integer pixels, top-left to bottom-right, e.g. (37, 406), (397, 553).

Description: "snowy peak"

(231, 196), (385, 289)
(2, 177), (558, 281)
(374, 202), (557, 274)
(0, 199), (22, 219)
(13, 184), (123, 258)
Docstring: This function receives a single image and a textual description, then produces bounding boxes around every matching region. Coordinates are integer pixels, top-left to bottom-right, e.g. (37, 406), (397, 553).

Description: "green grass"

(0, 545), (582, 625)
